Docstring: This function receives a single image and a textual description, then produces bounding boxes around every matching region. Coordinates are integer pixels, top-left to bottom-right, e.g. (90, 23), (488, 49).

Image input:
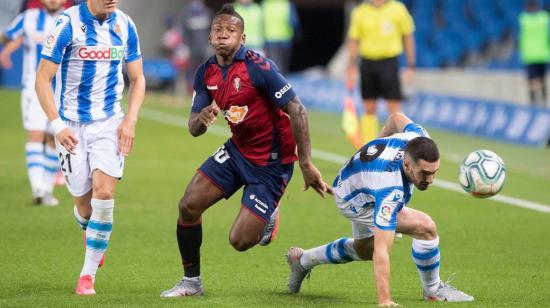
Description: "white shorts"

(335, 194), (375, 240)
(56, 114), (125, 197)
(21, 88), (52, 133)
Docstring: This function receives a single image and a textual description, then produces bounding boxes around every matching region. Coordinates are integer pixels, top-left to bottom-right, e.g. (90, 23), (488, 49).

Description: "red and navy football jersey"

(191, 46), (298, 166)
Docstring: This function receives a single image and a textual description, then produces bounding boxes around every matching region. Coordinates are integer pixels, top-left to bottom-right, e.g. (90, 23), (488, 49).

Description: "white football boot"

(161, 277), (204, 297)
(286, 247), (311, 293)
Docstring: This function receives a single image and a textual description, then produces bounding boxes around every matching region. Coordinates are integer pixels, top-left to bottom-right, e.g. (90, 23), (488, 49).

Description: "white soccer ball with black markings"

(458, 150), (506, 198)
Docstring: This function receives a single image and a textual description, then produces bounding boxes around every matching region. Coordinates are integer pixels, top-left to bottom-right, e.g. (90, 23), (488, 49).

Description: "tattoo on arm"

(282, 96), (311, 166)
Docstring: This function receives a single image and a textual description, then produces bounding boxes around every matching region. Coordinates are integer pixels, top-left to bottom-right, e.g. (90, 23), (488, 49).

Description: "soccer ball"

(458, 150), (506, 198)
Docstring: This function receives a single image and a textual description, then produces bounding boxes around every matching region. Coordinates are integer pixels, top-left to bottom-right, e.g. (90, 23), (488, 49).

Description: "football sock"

(412, 236), (441, 293)
(74, 205), (89, 230)
(80, 199), (114, 278)
(42, 144), (58, 195)
(300, 238), (361, 270)
(25, 142), (45, 197)
(361, 114), (379, 144)
(177, 220), (202, 278)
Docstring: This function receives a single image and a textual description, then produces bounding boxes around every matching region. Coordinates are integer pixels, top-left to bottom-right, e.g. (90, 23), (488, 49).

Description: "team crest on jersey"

(224, 105), (248, 124)
(233, 77), (241, 92)
(115, 24), (122, 34)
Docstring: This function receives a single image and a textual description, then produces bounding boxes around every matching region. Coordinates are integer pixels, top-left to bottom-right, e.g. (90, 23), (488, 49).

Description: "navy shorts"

(198, 140), (294, 222)
(526, 63), (547, 80)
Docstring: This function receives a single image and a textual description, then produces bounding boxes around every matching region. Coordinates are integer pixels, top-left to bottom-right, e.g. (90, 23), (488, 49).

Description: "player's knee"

(229, 235), (255, 252)
(92, 185), (115, 200)
(178, 197), (201, 222)
(420, 216), (438, 240)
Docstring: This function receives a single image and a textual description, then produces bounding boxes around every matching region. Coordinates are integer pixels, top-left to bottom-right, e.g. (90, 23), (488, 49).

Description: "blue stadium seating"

(402, 0), (530, 69)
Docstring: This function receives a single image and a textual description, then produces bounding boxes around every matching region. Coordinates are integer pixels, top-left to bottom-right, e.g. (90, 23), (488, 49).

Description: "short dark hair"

(213, 4), (245, 30)
(405, 137), (440, 163)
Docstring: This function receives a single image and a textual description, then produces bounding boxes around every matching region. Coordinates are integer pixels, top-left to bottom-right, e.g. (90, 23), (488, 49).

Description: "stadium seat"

(142, 59), (178, 90)
(404, 0), (521, 69)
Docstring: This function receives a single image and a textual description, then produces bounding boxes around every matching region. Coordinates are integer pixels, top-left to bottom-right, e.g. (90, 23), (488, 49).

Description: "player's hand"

(57, 128), (78, 155)
(300, 162), (333, 198)
(0, 52), (12, 69)
(403, 67), (414, 85)
(198, 104), (220, 127)
(118, 117), (136, 156)
(378, 301), (401, 307)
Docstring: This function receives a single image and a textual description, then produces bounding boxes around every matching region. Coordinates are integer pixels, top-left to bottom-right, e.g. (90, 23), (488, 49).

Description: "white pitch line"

(140, 107), (550, 214)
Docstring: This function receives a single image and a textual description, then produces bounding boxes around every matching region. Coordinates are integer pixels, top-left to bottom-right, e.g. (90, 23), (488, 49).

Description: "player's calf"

(228, 206), (266, 251)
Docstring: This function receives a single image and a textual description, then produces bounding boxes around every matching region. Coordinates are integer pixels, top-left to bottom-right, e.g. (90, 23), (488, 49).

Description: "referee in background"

(346, 0), (415, 143)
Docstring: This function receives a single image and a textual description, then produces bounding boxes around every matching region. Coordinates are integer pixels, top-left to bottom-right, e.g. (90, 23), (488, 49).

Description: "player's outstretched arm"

(282, 97), (333, 198)
(373, 227), (399, 307)
(0, 36), (23, 69)
(36, 59), (78, 154)
(378, 112), (413, 138)
(118, 58), (146, 156)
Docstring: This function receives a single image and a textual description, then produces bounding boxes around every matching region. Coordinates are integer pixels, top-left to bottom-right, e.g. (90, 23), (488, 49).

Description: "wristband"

(51, 117), (67, 135)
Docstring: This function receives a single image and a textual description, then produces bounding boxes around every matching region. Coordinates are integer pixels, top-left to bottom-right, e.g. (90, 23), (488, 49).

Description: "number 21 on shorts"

(59, 152), (73, 173)
(212, 146), (230, 164)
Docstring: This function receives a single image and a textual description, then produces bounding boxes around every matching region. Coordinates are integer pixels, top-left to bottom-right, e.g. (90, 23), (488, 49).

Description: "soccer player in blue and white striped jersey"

(286, 113), (474, 306)
(35, 0), (145, 296)
(0, 0), (66, 206)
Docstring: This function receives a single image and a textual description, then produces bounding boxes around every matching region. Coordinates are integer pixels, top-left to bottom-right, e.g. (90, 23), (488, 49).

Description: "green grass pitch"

(1, 89), (549, 307)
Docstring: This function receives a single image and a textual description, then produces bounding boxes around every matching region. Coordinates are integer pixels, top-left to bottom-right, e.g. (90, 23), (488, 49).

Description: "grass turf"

(1, 89), (549, 307)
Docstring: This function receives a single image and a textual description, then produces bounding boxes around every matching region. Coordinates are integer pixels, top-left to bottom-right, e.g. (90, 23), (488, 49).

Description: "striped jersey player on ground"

(161, 4), (332, 298)
(286, 113), (475, 306)
(35, 0), (145, 296)
(0, 0), (67, 206)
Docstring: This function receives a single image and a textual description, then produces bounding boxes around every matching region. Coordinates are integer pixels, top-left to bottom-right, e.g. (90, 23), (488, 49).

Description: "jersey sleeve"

(125, 16), (142, 63)
(246, 51), (296, 107)
(374, 187), (405, 231)
(190, 63), (213, 113)
(41, 13), (72, 64)
(4, 13), (25, 40)
(403, 122), (430, 138)
(397, 3), (415, 35)
(347, 8), (361, 40)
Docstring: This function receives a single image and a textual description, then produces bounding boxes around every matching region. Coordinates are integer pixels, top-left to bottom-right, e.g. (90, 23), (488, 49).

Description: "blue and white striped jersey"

(5, 8), (61, 90)
(41, 3), (141, 122)
(333, 123), (430, 231)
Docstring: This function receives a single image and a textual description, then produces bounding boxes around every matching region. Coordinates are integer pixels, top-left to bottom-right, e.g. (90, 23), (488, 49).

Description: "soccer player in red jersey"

(161, 4), (332, 297)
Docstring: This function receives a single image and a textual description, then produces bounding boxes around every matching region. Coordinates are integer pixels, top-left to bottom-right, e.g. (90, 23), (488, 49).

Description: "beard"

(415, 182), (429, 191)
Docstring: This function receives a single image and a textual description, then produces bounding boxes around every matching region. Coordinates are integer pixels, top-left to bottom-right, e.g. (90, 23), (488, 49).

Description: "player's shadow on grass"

(264, 290), (368, 306)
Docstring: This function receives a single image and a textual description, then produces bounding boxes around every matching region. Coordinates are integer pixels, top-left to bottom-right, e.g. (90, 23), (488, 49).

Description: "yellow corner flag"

(342, 88), (363, 149)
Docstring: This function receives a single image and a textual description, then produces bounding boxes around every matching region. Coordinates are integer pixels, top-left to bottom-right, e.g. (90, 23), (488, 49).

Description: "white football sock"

(42, 144), (58, 194)
(74, 205), (89, 230)
(25, 142), (45, 197)
(300, 238), (361, 270)
(412, 236), (441, 293)
(80, 199), (114, 278)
